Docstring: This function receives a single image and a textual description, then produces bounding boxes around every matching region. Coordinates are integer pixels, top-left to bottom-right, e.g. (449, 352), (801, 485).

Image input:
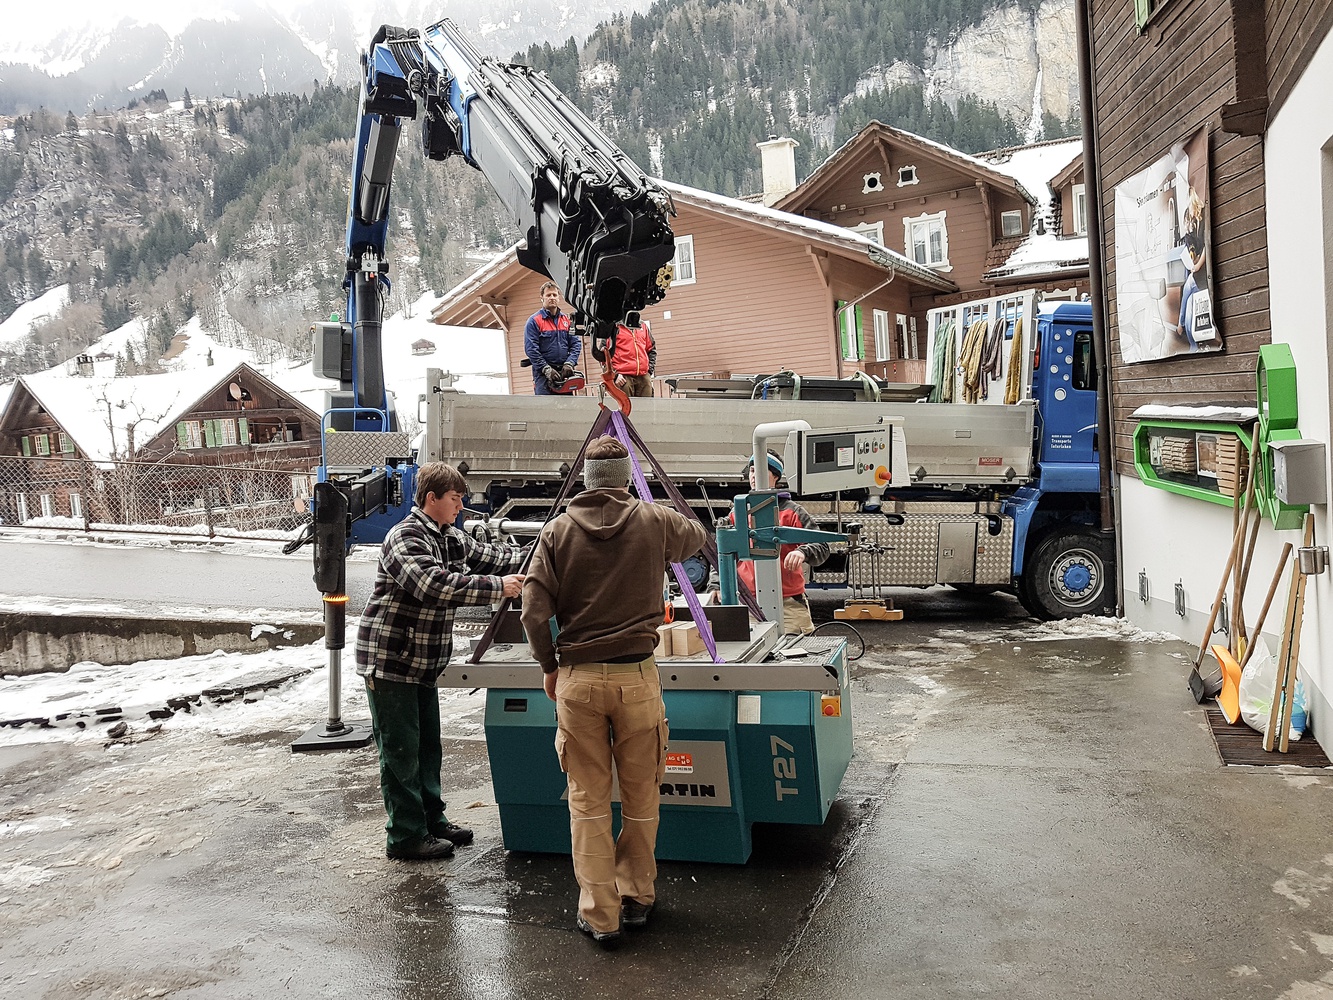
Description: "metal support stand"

(294, 481), (373, 753)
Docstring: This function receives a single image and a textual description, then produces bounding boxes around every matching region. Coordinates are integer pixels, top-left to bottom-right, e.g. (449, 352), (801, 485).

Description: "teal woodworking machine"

(438, 419), (889, 863)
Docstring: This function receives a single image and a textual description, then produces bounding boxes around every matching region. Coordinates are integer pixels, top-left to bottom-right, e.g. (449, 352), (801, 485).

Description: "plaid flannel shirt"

(355, 507), (526, 685)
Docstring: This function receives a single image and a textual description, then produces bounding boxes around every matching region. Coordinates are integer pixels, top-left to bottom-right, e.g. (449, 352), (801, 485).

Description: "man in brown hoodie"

(521, 436), (708, 949)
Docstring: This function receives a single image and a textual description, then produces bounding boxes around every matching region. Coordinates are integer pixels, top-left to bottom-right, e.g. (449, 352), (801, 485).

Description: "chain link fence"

(0, 455), (316, 541)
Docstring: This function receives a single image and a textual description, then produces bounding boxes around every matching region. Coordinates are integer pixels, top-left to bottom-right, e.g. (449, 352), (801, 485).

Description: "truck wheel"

(1025, 529), (1109, 620)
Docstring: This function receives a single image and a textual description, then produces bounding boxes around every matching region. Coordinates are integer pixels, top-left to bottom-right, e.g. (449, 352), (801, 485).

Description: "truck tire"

(1024, 529), (1109, 620)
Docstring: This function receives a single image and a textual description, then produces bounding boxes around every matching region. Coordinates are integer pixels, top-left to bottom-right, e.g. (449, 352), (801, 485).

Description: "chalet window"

(1001, 210), (1024, 237)
(70, 493), (83, 519)
(16, 495), (29, 523)
(862, 172), (883, 194)
(837, 302), (864, 362)
(909, 317), (918, 360)
(671, 235), (696, 285)
(217, 418), (239, 447)
(895, 314), (909, 360)
(851, 220), (885, 246)
(34, 434), (50, 456)
(178, 421), (203, 450)
(59, 432), (74, 454)
(874, 310), (892, 361)
(904, 211), (950, 269)
(1072, 184), (1088, 236)
(897, 165), (918, 187)
(39, 494), (54, 518)
(1134, 0), (1168, 31)
(291, 474), (314, 502)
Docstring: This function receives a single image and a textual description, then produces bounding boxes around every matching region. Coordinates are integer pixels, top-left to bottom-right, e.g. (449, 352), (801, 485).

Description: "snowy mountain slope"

(1, 0), (655, 112)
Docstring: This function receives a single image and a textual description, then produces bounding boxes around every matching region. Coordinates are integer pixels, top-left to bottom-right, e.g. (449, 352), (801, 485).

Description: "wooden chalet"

(429, 179), (957, 391)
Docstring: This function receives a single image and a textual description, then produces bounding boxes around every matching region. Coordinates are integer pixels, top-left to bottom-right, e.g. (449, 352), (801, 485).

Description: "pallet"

(834, 601), (904, 621)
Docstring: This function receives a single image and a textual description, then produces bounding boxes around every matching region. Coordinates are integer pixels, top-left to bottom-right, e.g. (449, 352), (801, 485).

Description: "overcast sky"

(11, 1), (330, 41)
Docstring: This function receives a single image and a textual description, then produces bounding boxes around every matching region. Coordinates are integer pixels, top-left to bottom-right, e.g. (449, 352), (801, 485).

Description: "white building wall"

(1118, 28), (1333, 746)
(1261, 27), (1333, 747)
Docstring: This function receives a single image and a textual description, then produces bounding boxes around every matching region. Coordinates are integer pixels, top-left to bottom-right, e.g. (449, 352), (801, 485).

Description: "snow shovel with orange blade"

(1211, 644), (1243, 724)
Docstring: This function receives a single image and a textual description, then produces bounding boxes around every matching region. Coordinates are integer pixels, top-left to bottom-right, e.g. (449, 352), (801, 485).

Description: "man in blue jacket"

(524, 280), (582, 394)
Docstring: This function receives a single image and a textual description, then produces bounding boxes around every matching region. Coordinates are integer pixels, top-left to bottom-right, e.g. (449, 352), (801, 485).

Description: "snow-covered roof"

(0, 284), (70, 350)
(985, 234), (1089, 282)
(978, 138), (1083, 212)
(977, 139), (1088, 283)
(15, 363), (256, 463)
(1132, 404), (1259, 423)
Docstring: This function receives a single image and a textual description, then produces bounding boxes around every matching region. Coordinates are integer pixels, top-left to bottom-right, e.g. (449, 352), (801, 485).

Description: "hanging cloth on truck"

(1004, 316), (1025, 405)
(928, 319), (956, 403)
(958, 318), (990, 403)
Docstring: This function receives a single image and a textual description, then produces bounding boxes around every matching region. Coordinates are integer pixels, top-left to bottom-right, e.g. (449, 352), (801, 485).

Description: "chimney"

(75, 354), (94, 377)
(757, 135), (799, 207)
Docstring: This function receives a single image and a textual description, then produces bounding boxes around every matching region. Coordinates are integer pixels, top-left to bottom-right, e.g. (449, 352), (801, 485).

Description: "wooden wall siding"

(499, 204), (842, 390)
(1267, 0), (1333, 116)
(827, 258), (919, 366)
(1092, 0), (1271, 477)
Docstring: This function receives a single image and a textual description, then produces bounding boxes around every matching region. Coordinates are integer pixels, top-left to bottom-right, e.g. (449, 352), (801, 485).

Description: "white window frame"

(70, 492), (83, 519)
(183, 420), (203, 450)
(873, 309), (892, 361)
(16, 495), (29, 523)
(904, 210), (950, 270)
(850, 220), (885, 246)
(897, 165), (918, 187)
(862, 172), (883, 195)
(909, 317), (919, 360)
(59, 432), (74, 454)
(34, 433), (50, 456)
(671, 234), (696, 286)
(217, 418), (239, 447)
(1072, 183), (1088, 236)
(1001, 210), (1024, 237)
(895, 314), (909, 361)
(39, 494), (54, 518)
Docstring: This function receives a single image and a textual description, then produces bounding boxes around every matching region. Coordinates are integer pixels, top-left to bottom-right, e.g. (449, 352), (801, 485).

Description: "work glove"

(542, 365), (558, 381)
(560, 362), (576, 377)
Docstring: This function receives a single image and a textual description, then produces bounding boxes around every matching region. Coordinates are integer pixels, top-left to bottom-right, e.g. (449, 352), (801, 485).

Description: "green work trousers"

(366, 677), (449, 850)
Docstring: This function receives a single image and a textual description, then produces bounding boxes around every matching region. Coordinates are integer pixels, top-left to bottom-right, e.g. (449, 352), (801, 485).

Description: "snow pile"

(1024, 615), (1181, 643)
(0, 284), (70, 349)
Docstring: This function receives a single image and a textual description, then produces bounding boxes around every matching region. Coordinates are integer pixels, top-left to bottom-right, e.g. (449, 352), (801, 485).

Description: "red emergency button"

(873, 465), (891, 486)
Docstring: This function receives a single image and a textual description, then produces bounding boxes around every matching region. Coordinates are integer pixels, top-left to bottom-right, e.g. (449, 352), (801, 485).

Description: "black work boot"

(431, 821), (475, 846)
(386, 835), (455, 861)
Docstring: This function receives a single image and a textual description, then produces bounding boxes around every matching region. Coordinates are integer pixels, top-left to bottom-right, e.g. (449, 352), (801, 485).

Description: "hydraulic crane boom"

(332, 19), (676, 425)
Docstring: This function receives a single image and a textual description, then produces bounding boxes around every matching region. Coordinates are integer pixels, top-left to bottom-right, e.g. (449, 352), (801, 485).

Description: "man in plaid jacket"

(356, 462), (526, 861)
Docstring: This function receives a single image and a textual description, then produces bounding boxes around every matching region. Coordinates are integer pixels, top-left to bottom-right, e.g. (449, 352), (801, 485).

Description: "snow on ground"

(0, 524), (381, 559)
(940, 614), (1182, 645)
(0, 641), (485, 748)
(0, 591), (327, 623)
(0, 284), (69, 349)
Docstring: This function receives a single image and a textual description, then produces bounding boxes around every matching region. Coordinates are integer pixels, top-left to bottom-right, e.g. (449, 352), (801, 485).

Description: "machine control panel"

(785, 423), (903, 494)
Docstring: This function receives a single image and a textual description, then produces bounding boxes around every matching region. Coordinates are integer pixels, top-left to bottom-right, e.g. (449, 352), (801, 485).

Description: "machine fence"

(0, 455), (315, 541)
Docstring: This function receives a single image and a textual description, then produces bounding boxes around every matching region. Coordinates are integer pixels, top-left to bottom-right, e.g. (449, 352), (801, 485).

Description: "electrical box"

(785, 423), (903, 495)
(312, 321), (353, 384)
(1270, 439), (1327, 505)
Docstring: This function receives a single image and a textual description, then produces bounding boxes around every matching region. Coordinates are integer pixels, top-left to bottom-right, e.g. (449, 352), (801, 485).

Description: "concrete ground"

(4, 588), (1333, 1000)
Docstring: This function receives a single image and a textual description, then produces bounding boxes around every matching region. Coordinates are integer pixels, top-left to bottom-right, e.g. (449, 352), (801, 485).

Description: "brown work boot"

(576, 914), (622, 950)
(621, 897), (653, 929)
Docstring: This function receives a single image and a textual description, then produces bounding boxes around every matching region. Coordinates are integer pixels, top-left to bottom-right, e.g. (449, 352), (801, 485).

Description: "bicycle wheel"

(810, 620), (865, 661)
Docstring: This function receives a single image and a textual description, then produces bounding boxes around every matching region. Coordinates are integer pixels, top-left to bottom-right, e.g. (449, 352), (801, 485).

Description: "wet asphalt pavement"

(6, 586), (1333, 999)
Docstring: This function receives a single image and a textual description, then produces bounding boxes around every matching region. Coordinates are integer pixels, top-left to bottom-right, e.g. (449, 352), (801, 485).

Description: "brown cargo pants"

(554, 657), (669, 933)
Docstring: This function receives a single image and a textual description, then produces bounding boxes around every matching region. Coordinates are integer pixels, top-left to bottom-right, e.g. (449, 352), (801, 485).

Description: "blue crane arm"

(340, 20), (676, 421)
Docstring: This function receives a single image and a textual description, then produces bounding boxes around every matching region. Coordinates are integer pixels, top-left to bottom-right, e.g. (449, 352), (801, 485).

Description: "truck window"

(1072, 330), (1095, 391)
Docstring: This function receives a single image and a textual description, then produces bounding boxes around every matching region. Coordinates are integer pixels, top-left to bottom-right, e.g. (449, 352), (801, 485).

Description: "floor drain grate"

(1204, 704), (1332, 767)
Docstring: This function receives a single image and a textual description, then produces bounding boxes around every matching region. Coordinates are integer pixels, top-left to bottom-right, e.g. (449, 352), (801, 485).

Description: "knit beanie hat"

(583, 455), (631, 490)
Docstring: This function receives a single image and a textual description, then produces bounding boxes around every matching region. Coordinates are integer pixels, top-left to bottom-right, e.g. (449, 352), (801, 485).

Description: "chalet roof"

(430, 177), (956, 328)
(983, 235), (1090, 284)
(2, 361), (317, 463)
(977, 137), (1083, 208)
(775, 122), (1040, 213)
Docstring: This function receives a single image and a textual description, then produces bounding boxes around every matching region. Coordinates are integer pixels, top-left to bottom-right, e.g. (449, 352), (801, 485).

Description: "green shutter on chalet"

(177, 422), (189, 449)
(203, 420), (217, 448)
(22, 437), (31, 457)
(837, 303), (865, 361)
(238, 417), (250, 444)
(1134, 0), (1152, 30)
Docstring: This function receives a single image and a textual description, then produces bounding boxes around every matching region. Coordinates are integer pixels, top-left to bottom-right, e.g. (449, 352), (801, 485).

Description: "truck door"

(1034, 309), (1097, 475)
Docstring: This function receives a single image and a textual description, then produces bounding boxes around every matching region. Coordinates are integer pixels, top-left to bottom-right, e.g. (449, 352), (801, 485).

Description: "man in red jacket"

(521, 436), (707, 948)
(737, 450), (830, 635)
(597, 318), (656, 397)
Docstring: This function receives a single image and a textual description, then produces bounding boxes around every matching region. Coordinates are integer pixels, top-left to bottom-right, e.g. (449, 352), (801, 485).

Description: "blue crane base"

(479, 647), (852, 865)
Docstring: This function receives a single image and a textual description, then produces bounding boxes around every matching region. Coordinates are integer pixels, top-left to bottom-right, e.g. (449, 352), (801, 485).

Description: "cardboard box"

(670, 622), (705, 657)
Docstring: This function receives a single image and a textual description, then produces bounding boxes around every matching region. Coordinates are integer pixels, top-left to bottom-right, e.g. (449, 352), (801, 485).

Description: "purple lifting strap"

(609, 409), (723, 664)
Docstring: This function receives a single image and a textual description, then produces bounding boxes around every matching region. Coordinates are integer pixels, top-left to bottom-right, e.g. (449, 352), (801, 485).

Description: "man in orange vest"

(597, 318), (656, 397)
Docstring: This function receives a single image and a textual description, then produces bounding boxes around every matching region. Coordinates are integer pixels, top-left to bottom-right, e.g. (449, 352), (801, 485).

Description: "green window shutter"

(855, 305), (866, 361)
(1134, 0), (1152, 30)
(238, 417), (250, 444)
(22, 436), (31, 457)
(177, 423), (189, 448)
(203, 420), (217, 448)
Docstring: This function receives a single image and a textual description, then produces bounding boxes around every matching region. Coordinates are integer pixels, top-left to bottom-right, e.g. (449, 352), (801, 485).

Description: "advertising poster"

(1113, 128), (1221, 363)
